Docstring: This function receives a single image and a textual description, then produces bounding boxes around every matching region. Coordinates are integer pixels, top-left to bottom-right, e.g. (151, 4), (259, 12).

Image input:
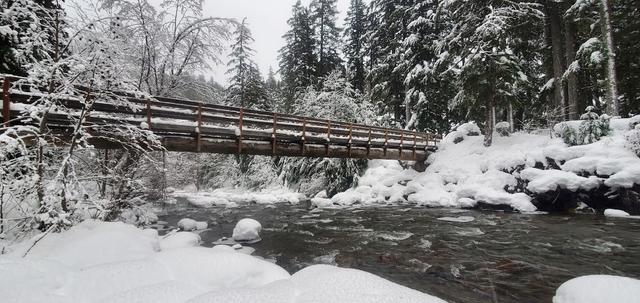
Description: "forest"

(2, 1), (640, 302)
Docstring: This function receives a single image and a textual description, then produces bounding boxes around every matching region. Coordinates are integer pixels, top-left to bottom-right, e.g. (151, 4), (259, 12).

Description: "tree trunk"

(508, 102), (514, 132)
(564, 14), (580, 119)
(547, 1), (567, 119)
(484, 81), (496, 147)
(600, 0), (620, 116)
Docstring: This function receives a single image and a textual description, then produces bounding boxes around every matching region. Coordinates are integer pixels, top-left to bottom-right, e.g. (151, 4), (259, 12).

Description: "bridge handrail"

(1, 75), (441, 154)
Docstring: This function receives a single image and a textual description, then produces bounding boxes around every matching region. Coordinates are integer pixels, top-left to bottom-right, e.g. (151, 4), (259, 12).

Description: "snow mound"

(290, 265), (447, 303)
(232, 218), (262, 242)
(160, 232), (201, 250)
(0, 220), (447, 302)
(553, 275), (640, 303)
(604, 209), (630, 218)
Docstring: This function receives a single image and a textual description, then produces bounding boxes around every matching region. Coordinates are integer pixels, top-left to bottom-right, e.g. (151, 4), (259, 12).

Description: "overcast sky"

(202, 0), (350, 85)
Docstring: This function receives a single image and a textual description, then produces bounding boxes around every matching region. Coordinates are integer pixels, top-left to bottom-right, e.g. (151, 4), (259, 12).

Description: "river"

(155, 198), (640, 303)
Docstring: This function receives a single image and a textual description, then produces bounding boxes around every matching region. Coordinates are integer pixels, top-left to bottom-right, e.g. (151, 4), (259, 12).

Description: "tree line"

(274, 0), (639, 146)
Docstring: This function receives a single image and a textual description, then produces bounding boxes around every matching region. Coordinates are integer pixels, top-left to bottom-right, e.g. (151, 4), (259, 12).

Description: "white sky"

(202, 0), (350, 85)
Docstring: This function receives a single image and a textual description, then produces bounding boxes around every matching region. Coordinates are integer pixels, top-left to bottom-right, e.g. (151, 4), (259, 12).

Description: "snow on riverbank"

(315, 118), (640, 213)
(173, 186), (304, 207)
(0, 220), (446, 303)
(553, 275), (640, 303)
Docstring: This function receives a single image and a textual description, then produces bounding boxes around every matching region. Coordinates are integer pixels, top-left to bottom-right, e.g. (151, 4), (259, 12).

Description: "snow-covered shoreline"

(312, 118), (640, 215)
(0, 220), (446, 303)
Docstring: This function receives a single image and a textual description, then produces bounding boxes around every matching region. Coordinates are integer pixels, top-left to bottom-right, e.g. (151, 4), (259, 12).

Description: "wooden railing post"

(237, 108), (244, 153)
(272, 113), (277, 155)
(383, 129), (388, 157)
(145, 98), (152, 130)
(367, 127), (372, 158)
(412, 129), (417, 160)
(399, 130), (404, 160)
(196, 102), (203, 152)
(301, 117), (307, 155)
(2, 78), (10, 127)
(326, 120), (331, 157)
(348, 123), (353, 157)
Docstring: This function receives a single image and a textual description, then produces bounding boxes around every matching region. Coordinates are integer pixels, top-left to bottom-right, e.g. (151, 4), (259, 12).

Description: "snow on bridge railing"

(1, 75), (440, 160)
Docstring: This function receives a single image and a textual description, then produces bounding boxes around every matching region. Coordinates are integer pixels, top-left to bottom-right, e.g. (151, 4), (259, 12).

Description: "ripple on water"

(577, 238), (625, 254)
(373, 231), (415, 241)
(437, 216), (475, 223)
(312, 250), (340, 265)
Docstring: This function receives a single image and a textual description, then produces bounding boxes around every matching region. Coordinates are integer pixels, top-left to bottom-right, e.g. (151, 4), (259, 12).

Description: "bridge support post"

(3, 78), (10, 127)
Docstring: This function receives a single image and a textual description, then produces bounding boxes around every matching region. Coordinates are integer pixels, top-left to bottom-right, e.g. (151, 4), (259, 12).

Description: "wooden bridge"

(1, 76), (440, 161)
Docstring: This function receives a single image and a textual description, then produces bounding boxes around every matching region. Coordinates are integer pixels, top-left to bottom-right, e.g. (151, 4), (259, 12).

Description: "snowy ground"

(0, 220), (446, 303)
(313, 118), (640, 213)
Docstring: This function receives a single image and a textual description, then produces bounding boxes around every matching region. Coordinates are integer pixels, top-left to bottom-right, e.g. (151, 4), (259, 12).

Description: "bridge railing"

(1, 75), (440, 160)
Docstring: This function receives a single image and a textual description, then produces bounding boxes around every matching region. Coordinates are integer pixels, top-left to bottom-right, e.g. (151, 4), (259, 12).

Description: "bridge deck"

(1, 77), (440, 161)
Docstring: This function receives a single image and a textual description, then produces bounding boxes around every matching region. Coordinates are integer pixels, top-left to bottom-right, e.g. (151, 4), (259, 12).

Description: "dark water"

(156, 199), (640, 303)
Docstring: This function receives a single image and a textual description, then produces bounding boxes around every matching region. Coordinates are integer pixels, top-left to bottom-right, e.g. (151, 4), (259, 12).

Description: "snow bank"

(232, 218), (262, 242)
(0, 220), (447, 302)
(317, 117), (640, 213)
(553, 275), (640, 303)
(174, 186), (304, 207)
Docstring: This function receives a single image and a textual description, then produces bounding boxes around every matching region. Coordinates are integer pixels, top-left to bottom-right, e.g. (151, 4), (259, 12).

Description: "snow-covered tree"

(98, 0), (231, 96)
(276, 72), (375, 196)
(310, 0), (343, 81)
(225, 19), (268, 110)
(440, 1), (544, 146)
(279, 0), (316, 108)
(343, 0), (367, 92)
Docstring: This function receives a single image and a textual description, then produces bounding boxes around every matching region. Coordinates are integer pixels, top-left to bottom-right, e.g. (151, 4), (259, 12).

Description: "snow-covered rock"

(173, 187), (304, 208)
(553, 275), (640, 303)
(232, 218), (262, 242)
(177, 218), (207, 231)
(604, 209), (630, 218)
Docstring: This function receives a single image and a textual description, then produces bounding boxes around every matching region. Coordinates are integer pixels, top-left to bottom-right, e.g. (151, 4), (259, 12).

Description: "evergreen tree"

(440, 1), (544, 146)
(310, 0), (343, 81)
(279, 0), (316, 108)
(344, 0), (367, 92)
(0, 0), (66, 76)
(225, 18), (268, 110)
(365, 0), (410, 126)
(401, 0), (455, 133)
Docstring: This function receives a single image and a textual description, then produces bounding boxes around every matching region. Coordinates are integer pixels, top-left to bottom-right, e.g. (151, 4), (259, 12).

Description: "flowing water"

(155, 199), (640, 303)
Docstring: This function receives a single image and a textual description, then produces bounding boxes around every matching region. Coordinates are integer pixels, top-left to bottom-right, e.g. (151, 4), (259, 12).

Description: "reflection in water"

(156, 199), (640, 303)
